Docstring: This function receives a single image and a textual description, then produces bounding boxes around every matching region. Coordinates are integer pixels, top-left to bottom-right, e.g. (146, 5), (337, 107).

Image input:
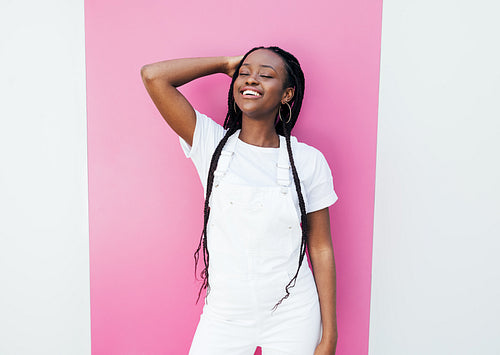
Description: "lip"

(240, 86), (263, 99)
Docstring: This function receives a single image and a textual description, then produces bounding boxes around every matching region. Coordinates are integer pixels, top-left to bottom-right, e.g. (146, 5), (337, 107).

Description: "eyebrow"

(241, 63), (277, 73)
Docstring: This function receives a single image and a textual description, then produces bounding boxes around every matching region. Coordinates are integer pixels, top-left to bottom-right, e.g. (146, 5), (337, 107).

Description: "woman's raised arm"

(140, 56), (242, 146)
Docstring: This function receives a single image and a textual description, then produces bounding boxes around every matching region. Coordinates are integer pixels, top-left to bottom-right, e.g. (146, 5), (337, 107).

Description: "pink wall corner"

(84, 0), (382, 353)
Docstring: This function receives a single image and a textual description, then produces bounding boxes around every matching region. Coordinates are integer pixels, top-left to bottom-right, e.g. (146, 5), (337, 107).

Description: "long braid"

(194, 46), (308, 310)
(272, 121), (308, 310)
(194, 126), (238, 302)
(264, 47), (308, 310)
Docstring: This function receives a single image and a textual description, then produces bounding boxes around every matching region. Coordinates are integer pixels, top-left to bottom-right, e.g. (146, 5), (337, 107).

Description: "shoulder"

(288, 135), (334, 186)
(289, 135), (329, 167)
(194, 110), (226, 137)
(289, 135), (338, 212)
(192, 109), (226, 152)
(179, 109), (225, 164)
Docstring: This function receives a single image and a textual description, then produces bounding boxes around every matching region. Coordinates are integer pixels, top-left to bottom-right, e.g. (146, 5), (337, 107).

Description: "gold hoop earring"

(233, 101), (239, 113)
(278, 102), (292, 124)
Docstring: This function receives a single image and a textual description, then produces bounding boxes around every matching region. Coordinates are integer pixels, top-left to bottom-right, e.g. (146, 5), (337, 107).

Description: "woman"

(141, 46), (338, 355)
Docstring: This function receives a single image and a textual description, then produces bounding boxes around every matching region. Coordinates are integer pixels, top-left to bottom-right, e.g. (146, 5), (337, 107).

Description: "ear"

(282, 87), (295, 103)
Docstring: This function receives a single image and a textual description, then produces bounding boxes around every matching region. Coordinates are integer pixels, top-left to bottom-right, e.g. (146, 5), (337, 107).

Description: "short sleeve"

(301, 147), (338, 213)
(179, 110), (225, 192)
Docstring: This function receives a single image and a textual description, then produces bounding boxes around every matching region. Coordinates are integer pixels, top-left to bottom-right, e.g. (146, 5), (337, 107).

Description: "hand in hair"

(224, 55), (244, 77)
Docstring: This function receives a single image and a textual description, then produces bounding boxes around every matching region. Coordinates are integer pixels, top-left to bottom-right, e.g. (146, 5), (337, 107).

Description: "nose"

(245, 73), (259, 85)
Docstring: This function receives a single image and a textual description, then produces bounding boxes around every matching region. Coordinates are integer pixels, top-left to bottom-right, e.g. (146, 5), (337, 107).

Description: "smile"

(241, 89), (262, 97)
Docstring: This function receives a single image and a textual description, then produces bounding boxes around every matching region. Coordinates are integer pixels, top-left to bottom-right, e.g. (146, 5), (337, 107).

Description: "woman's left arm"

(307, 207), (338, 355)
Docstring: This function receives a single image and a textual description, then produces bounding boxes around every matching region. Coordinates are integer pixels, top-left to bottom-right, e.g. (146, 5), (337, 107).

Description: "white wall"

(369, 1), (500, 354)
(0, 1), (91, 354)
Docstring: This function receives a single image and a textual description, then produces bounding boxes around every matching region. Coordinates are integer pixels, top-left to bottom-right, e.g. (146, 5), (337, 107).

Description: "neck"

(239, 115), (279, 148)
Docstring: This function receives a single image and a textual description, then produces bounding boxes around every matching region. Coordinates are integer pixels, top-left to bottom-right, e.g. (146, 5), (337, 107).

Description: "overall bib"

(189, 131), (322, 355)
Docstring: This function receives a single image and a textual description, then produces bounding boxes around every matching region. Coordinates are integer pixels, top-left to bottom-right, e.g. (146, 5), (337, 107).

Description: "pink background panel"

(85, 0), (382, 354)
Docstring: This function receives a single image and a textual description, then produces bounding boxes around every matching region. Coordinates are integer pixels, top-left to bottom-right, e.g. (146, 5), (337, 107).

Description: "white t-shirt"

(179, 110), (338, 216)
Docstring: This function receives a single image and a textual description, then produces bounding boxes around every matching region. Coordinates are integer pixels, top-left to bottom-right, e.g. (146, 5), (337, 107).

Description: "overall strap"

(213, 129), (240, 186)
(277, 135), (291, 193)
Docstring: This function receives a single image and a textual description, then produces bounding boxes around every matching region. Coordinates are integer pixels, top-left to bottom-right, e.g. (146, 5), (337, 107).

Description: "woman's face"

(233, 49), (294, 120)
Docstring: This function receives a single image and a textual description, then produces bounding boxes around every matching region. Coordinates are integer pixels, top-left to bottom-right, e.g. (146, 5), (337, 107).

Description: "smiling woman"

(141, 46), (339, 355)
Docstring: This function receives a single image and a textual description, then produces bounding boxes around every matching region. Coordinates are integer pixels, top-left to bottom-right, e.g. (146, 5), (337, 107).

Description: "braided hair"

(194, 46), (307, 309)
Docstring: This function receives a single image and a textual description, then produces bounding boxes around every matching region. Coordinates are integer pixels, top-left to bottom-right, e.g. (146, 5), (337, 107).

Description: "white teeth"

(242, 90), (261, 96)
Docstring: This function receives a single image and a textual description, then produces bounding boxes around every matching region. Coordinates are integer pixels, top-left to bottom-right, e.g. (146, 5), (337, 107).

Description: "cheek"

(232, 84), (240, 102)
(267, 85), (285, 101)
(232, 78), (242, 96)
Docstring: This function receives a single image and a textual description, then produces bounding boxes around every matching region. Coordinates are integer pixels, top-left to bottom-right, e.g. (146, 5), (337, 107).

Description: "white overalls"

(189, 131), (322, 355)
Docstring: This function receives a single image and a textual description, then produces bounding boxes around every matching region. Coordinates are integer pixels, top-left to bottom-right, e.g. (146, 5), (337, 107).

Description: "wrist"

(222, 56), (231, 76)
(321, 330), (338, 346)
